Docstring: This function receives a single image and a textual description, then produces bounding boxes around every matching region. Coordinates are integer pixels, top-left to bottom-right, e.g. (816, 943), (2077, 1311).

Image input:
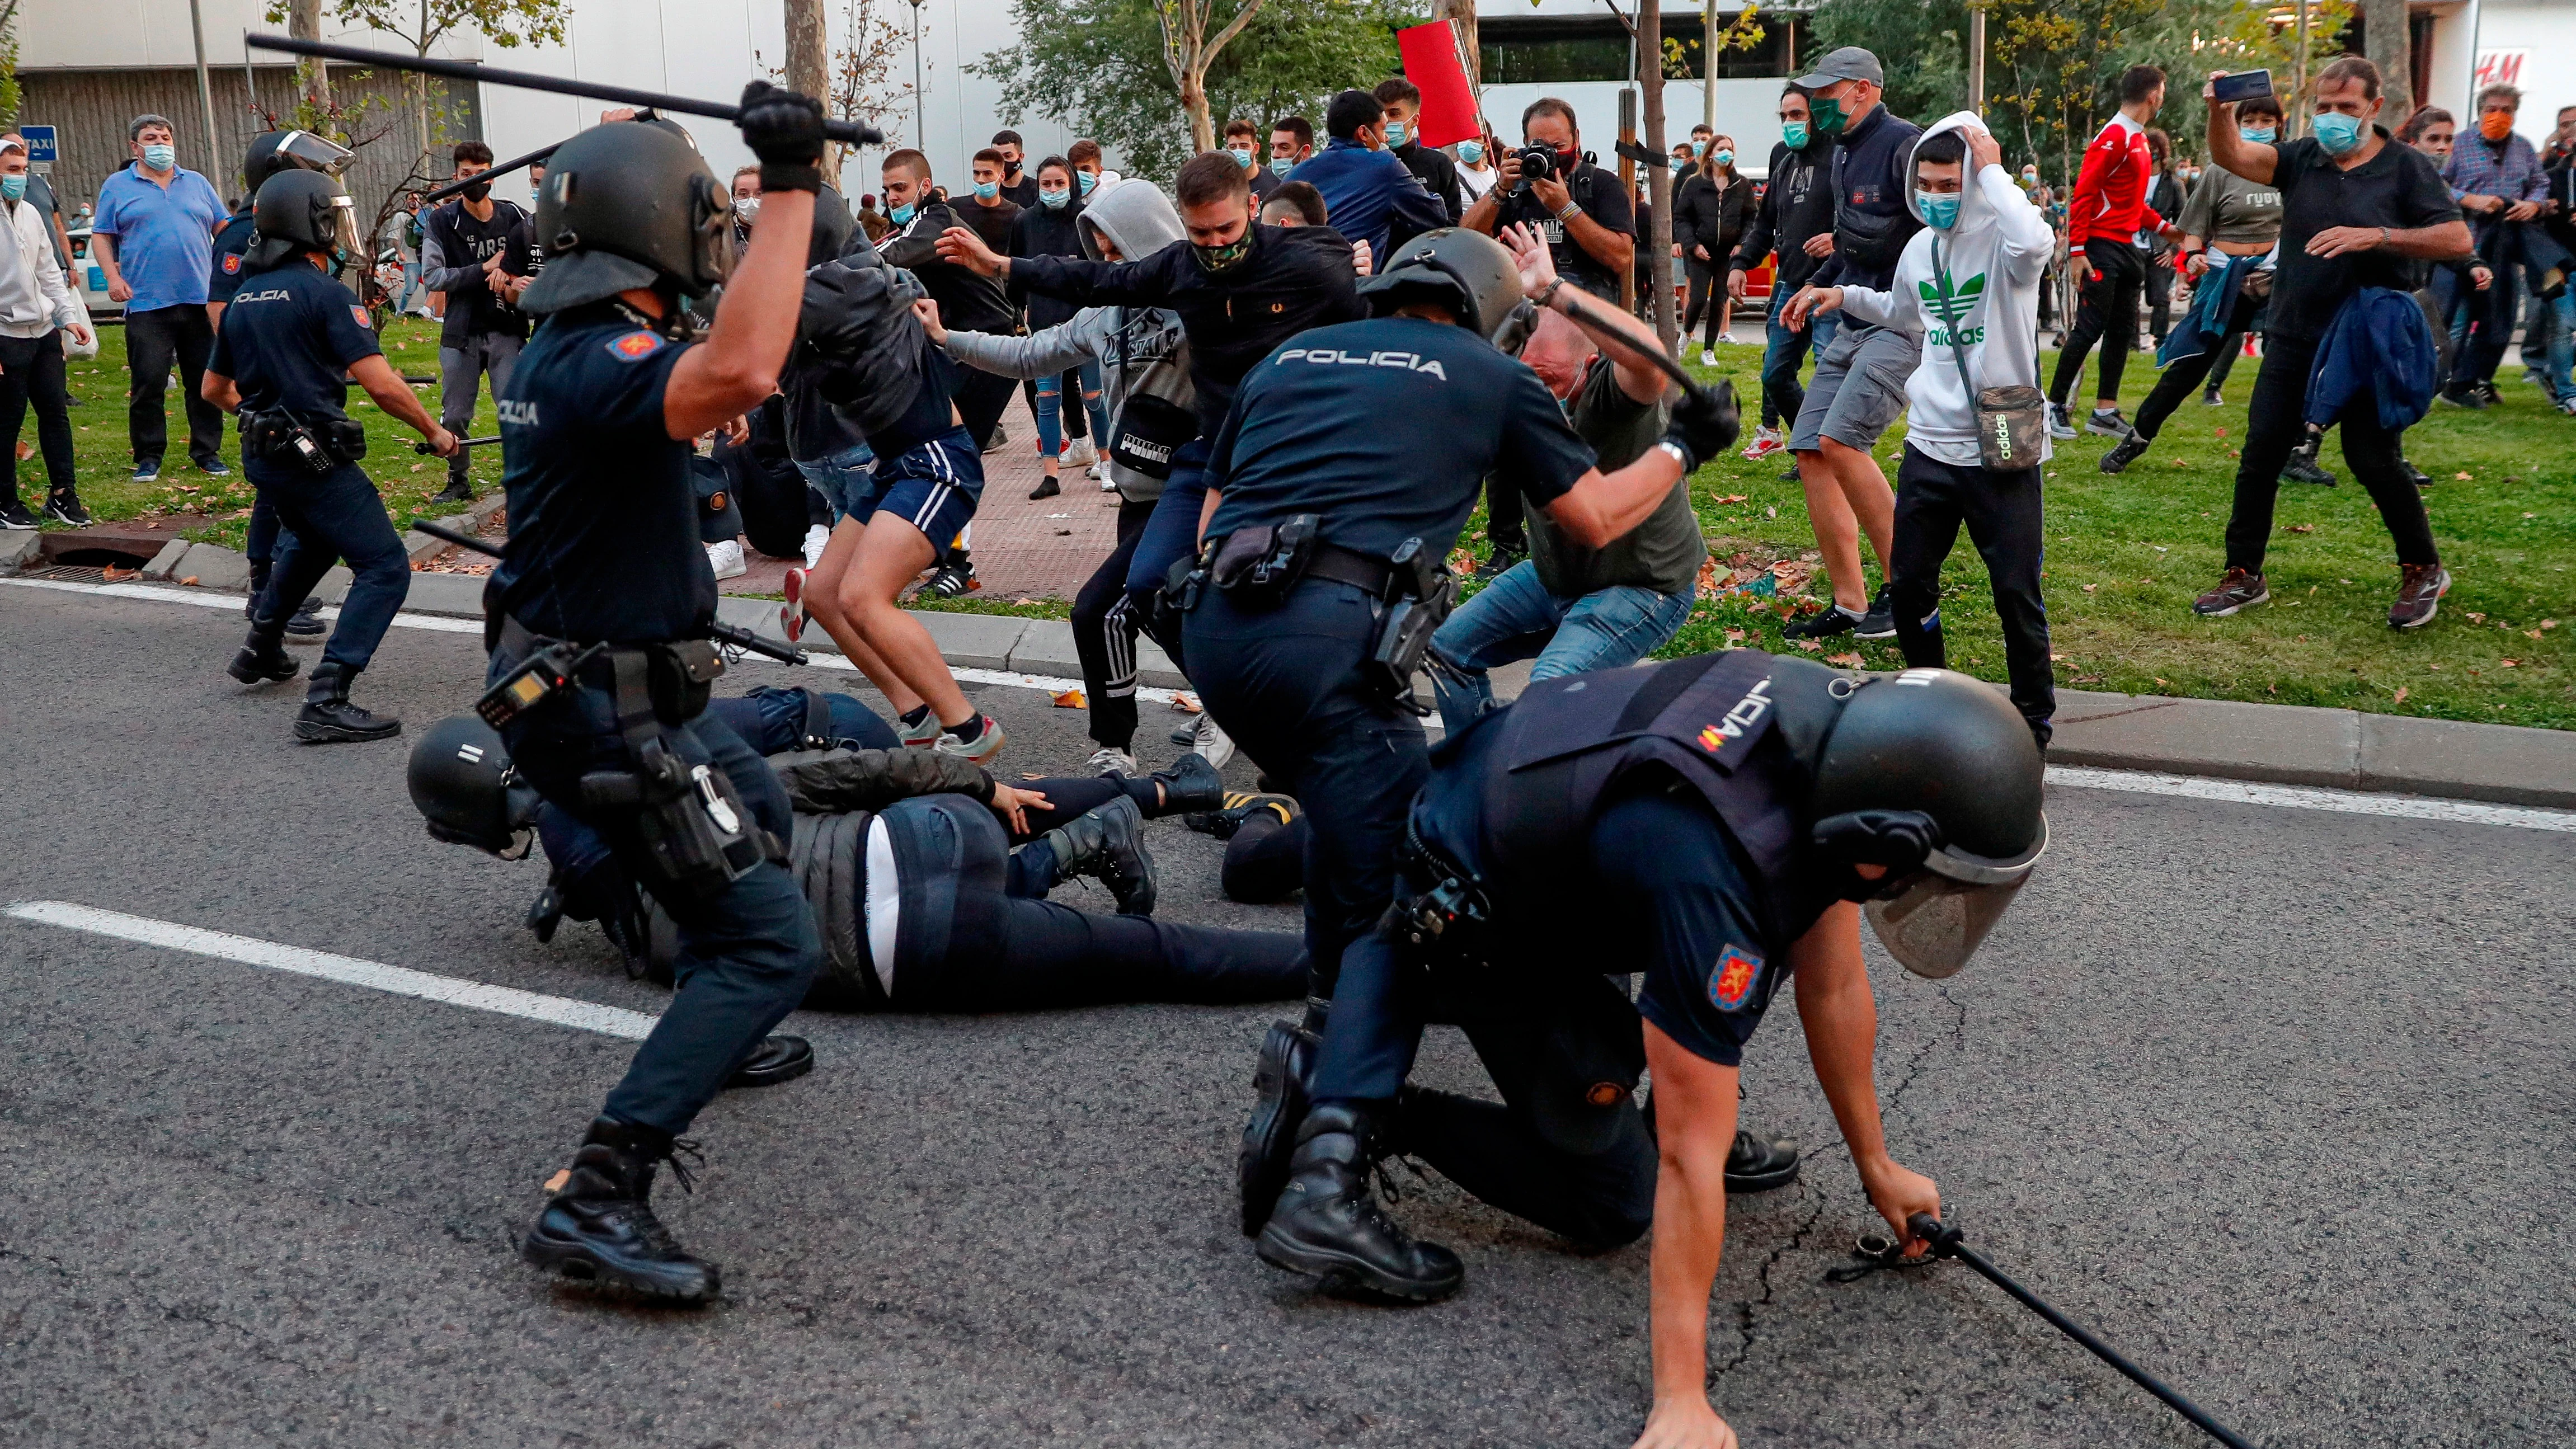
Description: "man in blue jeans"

(1427, 226), (1701, 726)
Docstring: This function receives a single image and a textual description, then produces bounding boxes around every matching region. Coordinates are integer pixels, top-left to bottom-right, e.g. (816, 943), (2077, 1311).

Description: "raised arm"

(1506, 222), (1665, 404)
(661, 83), (824, 440)
(2203, 73), (2278, 187)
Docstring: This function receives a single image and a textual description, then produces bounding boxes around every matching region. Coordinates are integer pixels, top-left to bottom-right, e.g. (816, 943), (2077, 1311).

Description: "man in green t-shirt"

(1426, 223), (1707, 725)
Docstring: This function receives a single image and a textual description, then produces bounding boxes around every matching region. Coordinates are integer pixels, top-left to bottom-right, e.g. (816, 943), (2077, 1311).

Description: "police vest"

(1456, 650), (1851, 940)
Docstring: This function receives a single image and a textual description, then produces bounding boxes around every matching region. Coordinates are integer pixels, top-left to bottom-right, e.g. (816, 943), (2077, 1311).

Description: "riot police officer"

(1245, 658), (2046, 1449)
(483, 85), (828, 1305)
(205, 168), (457, 741)
(1178, 228), (1735, 1025)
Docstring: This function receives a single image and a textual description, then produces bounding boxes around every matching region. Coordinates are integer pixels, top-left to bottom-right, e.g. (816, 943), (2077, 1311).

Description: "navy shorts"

(848, 425), (983, 549)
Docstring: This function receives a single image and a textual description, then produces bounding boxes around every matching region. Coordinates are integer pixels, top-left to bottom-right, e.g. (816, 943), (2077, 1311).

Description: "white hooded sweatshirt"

(1832, 111), (2055, 468)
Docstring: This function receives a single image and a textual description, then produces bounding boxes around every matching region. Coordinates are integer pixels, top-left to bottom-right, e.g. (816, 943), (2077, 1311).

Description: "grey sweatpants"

(439, 332), (521, 484)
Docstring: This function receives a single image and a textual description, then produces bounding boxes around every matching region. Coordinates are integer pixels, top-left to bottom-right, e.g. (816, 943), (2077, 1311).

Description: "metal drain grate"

(28, 564), (110, 582)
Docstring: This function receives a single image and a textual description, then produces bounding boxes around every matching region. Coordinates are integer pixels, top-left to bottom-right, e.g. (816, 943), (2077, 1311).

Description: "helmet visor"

(1864, 871), (2027, 978)
(276, 129), (355, 176)
(326, 193), (364, 262)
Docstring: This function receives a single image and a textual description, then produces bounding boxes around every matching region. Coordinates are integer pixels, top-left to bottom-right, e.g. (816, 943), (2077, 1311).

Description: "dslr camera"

(1511, 144), (1559, 193)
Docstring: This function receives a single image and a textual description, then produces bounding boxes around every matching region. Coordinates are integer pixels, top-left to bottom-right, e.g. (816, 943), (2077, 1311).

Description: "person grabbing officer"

(1181, 227), (1736, 1053)
(204, 168), (457, 741)
(1460, 98), (1637, 302)
(482, 85), (827, 1305)
(1244, 658), (2044, 1449)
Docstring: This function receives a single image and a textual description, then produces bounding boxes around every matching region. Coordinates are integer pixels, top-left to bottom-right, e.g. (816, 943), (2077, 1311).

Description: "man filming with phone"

(1461, 97), (1635, 303)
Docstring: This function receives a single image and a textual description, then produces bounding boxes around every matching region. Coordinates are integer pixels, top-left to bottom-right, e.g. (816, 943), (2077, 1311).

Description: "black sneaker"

(1475, 547), (1525, 582)
(281, 596), (328, 639)
(0, 498), (36, 530)
(2084, 407), (2136, 440)
(1148, 751), (1226, 815)
(2280, 448), (2338, 487)
(2201, 388), (2224, 406)
(2098, 434), (2150, 474)
(2045, 402), (2078, 440)
(2403, 459), (2434, 489)
(725, 1034), (814, 1090)
(1040, 795), (1158, 915)
(1783, 603), (1863, 640)
(43, 490), (91, 526)
(1854, 583), (1896, 641)
(1778, 460), (1801, 482)
(2192, 567), (2269, 618)
(520, 1117), (720, 1304)
(198, 457), (232, 478)
(1184, 791), (1300, 839)
(433, 478), (474, 504)
(925, 558), (979, 598)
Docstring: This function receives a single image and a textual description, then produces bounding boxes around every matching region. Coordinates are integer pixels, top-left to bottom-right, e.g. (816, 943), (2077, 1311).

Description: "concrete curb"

(146, 564), (2576, 811)
(402, 492), (509, 565)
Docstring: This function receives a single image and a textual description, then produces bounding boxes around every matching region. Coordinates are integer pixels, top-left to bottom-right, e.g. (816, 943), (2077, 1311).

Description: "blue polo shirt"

(92, 163), (227, 313)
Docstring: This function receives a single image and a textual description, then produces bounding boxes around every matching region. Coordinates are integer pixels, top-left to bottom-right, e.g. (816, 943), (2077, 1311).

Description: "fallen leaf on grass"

(2523, 512), (2537, 520)
(1051, 688), (1086, 708)
(2528, 629), (2545, 639)
(2455, 472), (2472, 481)
(2267, 683), (2277, 695)
(2049, 653), (2067, 662)
(1715, 494), (1748, 504)
(2393, 686), (2409, 704)
(2288, 524), (2315, 534)
(1723, 628), (1747, 644)
(2154, 678), (2168, 686)
(1824, 652), (1864, 666)
(1765, 505), (1778, 518)
(1790, 638), (1823, 652)
(2544, 619), (2560, 630)
(2081, 583), (2096, 593)
(2500, 659), (2520, 668)
(2466, 611), (2486, 622)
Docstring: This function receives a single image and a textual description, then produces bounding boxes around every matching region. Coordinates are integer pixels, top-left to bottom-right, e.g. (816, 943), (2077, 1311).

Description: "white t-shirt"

(1457, 163), (1499, 204)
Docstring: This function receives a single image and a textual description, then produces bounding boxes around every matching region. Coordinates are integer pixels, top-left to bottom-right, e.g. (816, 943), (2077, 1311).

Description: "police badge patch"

(222, 254), (242, 274)
(351, 305), (371, 328)
(608, 330), (668, 362)
(1709, 944), (1764, 1012)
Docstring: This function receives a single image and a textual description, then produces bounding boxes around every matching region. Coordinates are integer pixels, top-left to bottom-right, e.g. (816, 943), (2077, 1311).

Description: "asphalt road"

(4, 582), (2571, 1448)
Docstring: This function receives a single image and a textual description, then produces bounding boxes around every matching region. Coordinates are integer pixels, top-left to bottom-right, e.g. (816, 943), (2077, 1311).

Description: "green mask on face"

(1782, 121), (1811, 150)
(1811, 96), (1850, 136)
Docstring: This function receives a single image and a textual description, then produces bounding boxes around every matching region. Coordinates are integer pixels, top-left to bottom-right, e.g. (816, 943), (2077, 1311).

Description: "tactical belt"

(1304, 541), (1403, 598)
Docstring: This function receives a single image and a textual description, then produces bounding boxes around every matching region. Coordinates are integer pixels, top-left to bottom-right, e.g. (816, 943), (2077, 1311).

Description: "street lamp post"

(908, 0), (927, 150)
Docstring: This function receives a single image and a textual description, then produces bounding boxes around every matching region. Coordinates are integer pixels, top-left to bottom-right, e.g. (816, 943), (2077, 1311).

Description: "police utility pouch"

(1365, 537), (1454, 712)
(1209, 514), (1318, 606)
(1931, 236), (2047, 471)
(578, 651), (772, 901)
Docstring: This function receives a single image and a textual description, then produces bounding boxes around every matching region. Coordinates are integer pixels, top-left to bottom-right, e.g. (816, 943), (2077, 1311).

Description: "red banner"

(1396, 20), (1481, 149)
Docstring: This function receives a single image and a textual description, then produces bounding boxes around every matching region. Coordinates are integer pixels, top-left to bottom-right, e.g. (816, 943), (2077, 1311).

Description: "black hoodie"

(1809, 101), (1924, 295)
(1732, 138), (1836, 291)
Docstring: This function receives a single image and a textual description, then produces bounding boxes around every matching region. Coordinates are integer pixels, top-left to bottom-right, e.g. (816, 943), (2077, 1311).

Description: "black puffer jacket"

(1674, 172), (1755, 270)
(770, 746), (995, 814)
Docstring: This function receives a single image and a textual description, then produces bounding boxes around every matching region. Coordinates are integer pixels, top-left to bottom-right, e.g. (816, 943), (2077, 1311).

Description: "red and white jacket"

(2065, 112), (2163, 250)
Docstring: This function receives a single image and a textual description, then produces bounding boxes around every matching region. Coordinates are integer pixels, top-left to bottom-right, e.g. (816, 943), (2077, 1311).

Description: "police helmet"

(1807, 668), (2047, 979)
(519, 119), (732, 315)
(1356, 228), (1536, 351)
(408, 714), (542, 860)
(243, 168), (363, 271)
(242, 129), (352, 195)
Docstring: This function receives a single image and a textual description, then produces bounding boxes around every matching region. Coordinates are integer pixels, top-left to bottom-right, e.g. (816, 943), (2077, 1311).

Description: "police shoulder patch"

(222, 253), (242, 274)
(1709, 944), (1764, 1012)
(607, 330), (668, 362)
(351, 305), (372, 328)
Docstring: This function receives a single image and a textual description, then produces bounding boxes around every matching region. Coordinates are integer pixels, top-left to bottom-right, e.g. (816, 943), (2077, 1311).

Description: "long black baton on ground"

(406, 516), (809, 666)
(1906, 1213), (2259, 1449)
(245, 34), (883, 145)
(420, 141), (563, 204)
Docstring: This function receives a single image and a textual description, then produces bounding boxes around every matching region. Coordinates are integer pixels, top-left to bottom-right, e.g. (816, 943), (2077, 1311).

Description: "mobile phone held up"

(2212, 70), (2275, 105)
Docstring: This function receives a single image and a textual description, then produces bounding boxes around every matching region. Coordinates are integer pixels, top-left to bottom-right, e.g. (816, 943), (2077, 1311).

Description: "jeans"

(1122, 437), (1210, 657)
(246, 458), (411, 672)
(1887, 446), (2054, 745)
(497, 679), (820, 1138)
(1033, 360), (1108, 458)
(1426, 559), (1695, 727)
(1758, 285), (1833, 430)
(2049, 238), (2146, 405)
(1072, 498), (1158, 750)
(125, 303), (225, 469)
(1183, 580), (1430, 999)
(2135, 290), (2263, 441)
(2226, 335), (2439, 574)
(795, 441), (879, 522)
(0, 330), (75, 501)
(439, 332), (522, 486)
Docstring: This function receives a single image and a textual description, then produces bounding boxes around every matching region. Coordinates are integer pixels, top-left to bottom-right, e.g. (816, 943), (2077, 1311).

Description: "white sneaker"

(1064, 439), (1098, 467)
(1700, 348), (1717, 366)
(1190, 712), (1236, 771)
(931, 714), (1007, 766)
(800, 523), (830, 570)
(706, 538), (747, 580)
(1085, 745), (1139, 778)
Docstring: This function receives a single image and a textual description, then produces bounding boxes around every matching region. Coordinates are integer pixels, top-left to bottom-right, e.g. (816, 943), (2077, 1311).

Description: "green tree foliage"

(975, 0), (1425, 182)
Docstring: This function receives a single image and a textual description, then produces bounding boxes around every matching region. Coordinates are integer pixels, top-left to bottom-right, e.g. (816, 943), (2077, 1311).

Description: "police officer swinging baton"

(1891, 1212), (2262, 1449)
(407, 517), (810, 667)
(245, 35), (885, 147)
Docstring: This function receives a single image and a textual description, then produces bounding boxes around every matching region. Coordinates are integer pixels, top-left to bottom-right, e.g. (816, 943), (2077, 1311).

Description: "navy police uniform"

(213, 259), (412, 671)
(206, 209), (279, 571)
(1184, 316), (1595, 997)
(487, 299), (822, 1139)
(1306, 650), (1850, 1243)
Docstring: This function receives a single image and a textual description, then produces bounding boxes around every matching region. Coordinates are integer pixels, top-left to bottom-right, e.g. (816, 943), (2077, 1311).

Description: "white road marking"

(13, 576), (2572, 834)
(4, 900), (659, 1039)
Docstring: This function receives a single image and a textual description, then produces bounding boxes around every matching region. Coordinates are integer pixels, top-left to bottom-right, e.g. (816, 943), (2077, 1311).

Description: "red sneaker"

(2387, 564), (2450, 630)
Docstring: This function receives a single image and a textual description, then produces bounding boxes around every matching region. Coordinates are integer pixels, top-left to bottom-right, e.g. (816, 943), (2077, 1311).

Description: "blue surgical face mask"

(2241, 126), (2278, 145)
(2312, 111), (2365, 156)
(974, 181), (999, 201)
(1713, 149), (1733, 167)
(1077, 171), (1097, 196)
(142, 144), (176, 171)
(1457, 140), (1485, 165)
(1691, 139), (1708, 157)
(1917, 190), (1962, 229)
(1782, 121), (1811, 150)
(1671, 156), (1690, 172)
(1039, 186), (1071, 210)
(0, 175), (23, 203)
(889, 200), (916, 225)
(1386, 121), (1409, 148)
(1270, 156), (1294, 176)
(1230, 145), (1256, 170)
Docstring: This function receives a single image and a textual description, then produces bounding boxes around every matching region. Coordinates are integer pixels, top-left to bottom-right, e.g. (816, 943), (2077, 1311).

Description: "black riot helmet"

(243, 168), (362, 271)
(1356, 227), (1537, 351)
(408, 714), (542, 860)
(242, 128), (352, 195)
(519, 119), (732, 316)
(1806, 668), (2047, 979)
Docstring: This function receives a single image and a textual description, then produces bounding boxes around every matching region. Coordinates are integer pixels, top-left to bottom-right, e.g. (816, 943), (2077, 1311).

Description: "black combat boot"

(295, 658), (401, 743)
(1256, 1100), (1464, 1302)
(726, 1034), (814, 1089)
(1148, 750), (1225, 815)
(521, 1117), (720, 1304)
(1038, 795), (1157, 915)
(1239, 1010), (1322, 1236)
(225, 619), (301, 685)
(1725, 1130), (1801, 1193)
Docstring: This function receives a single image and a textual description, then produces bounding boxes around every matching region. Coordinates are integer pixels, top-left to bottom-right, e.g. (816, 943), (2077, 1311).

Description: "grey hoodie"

(1832, 111), (2055, 468)
(939, 178), (1192, 502)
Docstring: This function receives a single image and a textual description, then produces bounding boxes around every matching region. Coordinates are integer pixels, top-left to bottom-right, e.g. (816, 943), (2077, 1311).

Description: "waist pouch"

(242, 410), (366, 471)
(1930, 235), (2047, 472)
(570, 648), (780, 902)
(1209, 515), (1319, 609)
(1834, 205), (1913, 277)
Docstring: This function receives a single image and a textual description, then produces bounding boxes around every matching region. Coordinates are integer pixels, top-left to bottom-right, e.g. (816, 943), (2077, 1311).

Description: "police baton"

(414, 435), (502, 454)
(246, 34), (885, 146)
(1552, 287), (1731, 413)
(406, 516), (810, 666)
(1903, 1213), (2260, 1449)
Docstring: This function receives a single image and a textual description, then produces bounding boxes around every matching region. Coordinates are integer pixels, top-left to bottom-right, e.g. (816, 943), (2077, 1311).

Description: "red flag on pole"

(1396, 20), (1480, 149)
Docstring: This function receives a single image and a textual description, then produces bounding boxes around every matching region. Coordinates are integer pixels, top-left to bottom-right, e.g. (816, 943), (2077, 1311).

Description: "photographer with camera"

(1461, 97), (1636, 303)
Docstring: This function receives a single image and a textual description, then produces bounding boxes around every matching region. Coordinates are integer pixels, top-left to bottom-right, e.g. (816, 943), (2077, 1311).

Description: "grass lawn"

(33, 316), (2568, 730)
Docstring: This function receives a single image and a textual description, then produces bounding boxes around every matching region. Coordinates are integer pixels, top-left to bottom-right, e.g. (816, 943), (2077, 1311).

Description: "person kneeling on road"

(206, 168), (458, 742)
(1246, 656), (2045, 1449)
(1424, 223), (1703, 727)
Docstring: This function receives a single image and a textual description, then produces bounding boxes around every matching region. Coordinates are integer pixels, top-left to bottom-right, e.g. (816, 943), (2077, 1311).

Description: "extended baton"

(406, 516), (810, 666)
(1905, 1213), (2259, 1449)
(1553, 286), (1728, 412)
(421, 140), (564, 204)
(414, 435), (502, 454)
(246, 34), (883, 145)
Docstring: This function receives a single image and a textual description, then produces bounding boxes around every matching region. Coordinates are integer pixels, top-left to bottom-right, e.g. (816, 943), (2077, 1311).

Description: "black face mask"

(462, 180), (491, 204)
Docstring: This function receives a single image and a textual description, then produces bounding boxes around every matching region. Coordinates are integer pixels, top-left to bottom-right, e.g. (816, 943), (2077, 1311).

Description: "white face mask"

(733, 195), (760, 223)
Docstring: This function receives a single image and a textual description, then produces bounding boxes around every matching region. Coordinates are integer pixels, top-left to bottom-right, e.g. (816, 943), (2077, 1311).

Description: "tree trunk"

(291, 0), (330, 112)
(786, 0), (830, 101)
(1640, 0), (1675, 352)
(1182, 69), (1214, 153)
(2361, 0), (2413, 123)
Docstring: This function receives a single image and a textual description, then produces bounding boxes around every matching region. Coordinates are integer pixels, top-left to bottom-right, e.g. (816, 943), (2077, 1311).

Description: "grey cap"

(1791, 46), (1884, 90)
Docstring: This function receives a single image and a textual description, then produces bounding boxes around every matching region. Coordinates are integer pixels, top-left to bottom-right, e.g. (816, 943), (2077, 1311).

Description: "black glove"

(736, 81), (825, 192)
(1659, 378), (1740, 474)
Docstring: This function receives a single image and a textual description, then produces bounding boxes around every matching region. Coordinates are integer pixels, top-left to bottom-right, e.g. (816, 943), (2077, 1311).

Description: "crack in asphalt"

(7, 1242), (311, 1374)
